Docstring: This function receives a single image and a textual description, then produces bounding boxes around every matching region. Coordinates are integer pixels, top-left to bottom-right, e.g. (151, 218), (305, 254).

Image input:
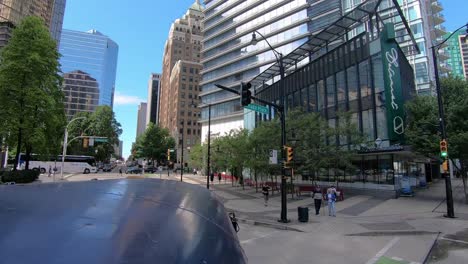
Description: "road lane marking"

(366, 237), (400, 264)
(440, 237), (468, 245)
(240, 231), (279, 245)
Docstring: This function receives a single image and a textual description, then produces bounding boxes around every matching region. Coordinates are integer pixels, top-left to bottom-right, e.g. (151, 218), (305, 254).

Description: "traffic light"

(240, 82), (252, 106)
(440, 139), (448, 158)
(442, 160), (449, 173)
(83, 138), (89, 148)
(167, 149), (171, 161)
(284, 146), (294, 165)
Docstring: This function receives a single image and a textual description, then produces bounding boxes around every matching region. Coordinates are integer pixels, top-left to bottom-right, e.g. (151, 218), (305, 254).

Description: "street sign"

(89, 137), (94, 147)
(94, 138), (108, 143)
(269, 149), (278, 165)
(245, 103), (268, 114)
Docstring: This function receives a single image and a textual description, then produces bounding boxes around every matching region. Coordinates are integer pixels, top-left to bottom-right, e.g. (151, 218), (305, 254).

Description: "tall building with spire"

(0, 0), (66, 47)
(158, 0), (204, 166)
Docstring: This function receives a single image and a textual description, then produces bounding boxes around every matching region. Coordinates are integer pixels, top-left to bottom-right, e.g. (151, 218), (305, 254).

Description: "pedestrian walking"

(312, 184), (322, 215)
(48, 166), (52, 177)
(327, 185), (337, 217)
(218, 172), (222, 183)
(119, 168), (122, 176)
(262, 184), (270, 207)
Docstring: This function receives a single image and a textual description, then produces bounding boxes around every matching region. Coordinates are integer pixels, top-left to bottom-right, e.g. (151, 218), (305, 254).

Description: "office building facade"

(344, 0), (447, 94)
(62, 70), (100, 119)
(136, 102), (147, 139)
(59, 29), (119, 112)
(146, 73), (161, 126)
(460, 34), (468, 80)
(443, 30), (466, 79)
(159, 0), (203, 165)
(0, 0), (66, 46)
(200, 0), (342, 142)
(250, 0), (433, 193)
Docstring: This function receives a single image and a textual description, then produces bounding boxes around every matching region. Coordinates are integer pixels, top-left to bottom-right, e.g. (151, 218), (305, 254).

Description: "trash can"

(298, 206), (309, 222)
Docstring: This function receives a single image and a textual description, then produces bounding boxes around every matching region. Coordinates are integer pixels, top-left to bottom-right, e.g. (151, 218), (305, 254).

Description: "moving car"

(125, 166), (142, 174)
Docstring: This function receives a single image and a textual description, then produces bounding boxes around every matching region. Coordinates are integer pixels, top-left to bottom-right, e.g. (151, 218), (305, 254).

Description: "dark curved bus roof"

(0, 179), (247, 264)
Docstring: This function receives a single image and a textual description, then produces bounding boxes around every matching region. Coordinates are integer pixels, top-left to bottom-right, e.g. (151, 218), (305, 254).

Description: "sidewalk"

(182, 174), (468, 263)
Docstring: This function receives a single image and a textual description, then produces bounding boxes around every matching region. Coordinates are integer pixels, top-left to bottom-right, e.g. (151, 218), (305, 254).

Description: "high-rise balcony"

(431, 0), (443, 13)
(432, 13), (445, 25)
(433, 25), (447, 38)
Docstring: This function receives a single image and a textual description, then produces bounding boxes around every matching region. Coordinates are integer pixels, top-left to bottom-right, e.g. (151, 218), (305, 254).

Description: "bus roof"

(0, 179), (246, 263)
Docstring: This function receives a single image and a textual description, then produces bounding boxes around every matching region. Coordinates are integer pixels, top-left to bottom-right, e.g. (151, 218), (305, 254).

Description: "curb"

(422, 232), (441, 264)
(237, 217), (304, 232)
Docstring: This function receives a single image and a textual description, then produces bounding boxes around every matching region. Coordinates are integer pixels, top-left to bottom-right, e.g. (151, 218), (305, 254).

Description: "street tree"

(188, 142), (205, 172)
(212, 129), (249, 187)
(0, 16), (66, 169)
(132, 123), (175, 165)
(287, 109), (365, 181)
(67, 106), (122, 162)
(246, 119), (281, 190)
(406, 77), (468, 203)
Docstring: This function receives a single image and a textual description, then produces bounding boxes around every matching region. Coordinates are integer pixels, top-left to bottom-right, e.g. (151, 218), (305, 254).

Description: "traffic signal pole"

(432, 46), (454, 218)
(216, 54), (290, 223)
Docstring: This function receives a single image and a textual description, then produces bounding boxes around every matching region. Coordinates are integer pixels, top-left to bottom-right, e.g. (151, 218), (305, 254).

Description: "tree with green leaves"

(67, 106), (122, 162)
(188, 142), (205, 172)
(211, 129), (250, 187)
(406, 77), (468, 203)
(132, 123), (175, 165)
(246, 119), (281, 191)
(0, 16), (66, 169)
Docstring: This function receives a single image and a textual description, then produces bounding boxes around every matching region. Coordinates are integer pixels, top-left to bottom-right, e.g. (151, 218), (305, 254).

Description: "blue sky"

(62, 0), (198, 158)
(62, 0), (466, 159)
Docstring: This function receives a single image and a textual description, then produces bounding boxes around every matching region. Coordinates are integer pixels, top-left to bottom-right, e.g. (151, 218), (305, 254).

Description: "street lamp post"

(180, 122), (184, 182)
(251, 31), (289, 223)
(430, 22), (468, 219)
(206, 104), (211, 190)
(61, 116), (86, 180)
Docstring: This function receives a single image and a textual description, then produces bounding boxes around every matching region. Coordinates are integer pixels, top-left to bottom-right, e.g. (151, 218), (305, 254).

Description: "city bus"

(18, 154), (97, 174)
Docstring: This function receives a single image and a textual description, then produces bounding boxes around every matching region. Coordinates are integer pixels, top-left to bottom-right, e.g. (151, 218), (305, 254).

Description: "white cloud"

(114, 91), (145, 106)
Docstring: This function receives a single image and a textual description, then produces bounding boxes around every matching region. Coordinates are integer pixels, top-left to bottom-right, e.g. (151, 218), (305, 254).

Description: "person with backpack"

(262, 184), (270, 207)
(312, 184), (323, 215)
(327, 185), (337, 217)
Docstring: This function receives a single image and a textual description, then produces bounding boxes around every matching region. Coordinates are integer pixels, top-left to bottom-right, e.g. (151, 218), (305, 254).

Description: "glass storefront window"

(336, 71), (346, 111)
(372, 54), (386, 107)
(359, 60), (371, 98)
(326, 76), (336, 109)
(378, 155), (394, 185)
(308, 84), (317, 112)
(362, 155), (378, 184)
(317, 81), (325, 111)
(301, 87), (308, 110)
(376, 106), (388, 141)
(362, 109), (374, 142)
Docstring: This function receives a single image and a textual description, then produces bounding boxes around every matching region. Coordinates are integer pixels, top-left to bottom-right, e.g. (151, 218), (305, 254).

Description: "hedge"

(1, 170), (40, 184)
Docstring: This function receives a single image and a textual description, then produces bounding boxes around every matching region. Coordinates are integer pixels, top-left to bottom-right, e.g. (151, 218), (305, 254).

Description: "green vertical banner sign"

(381, 23), (405, 143)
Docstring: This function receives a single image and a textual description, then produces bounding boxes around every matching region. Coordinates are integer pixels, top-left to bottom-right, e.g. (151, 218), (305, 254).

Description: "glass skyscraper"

(59, 29), (119, 108)
(201, 0), (341, 141)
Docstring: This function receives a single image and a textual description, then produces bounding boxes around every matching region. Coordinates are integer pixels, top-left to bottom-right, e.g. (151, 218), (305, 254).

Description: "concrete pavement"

(45, 172), (468, 263)
(180, 174), (468, 264)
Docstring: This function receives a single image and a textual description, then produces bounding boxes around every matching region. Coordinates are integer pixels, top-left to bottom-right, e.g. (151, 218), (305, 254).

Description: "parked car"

(126, 167), (142, 174)
(102, 164), (112, 172)
(145, 166), (156, 173)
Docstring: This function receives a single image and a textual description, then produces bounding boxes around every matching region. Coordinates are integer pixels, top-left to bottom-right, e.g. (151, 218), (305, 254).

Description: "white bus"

(18, 154), (97, 174)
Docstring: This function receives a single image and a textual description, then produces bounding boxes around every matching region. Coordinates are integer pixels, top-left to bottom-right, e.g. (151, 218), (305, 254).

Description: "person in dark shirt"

(262, 184), (270, 207)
